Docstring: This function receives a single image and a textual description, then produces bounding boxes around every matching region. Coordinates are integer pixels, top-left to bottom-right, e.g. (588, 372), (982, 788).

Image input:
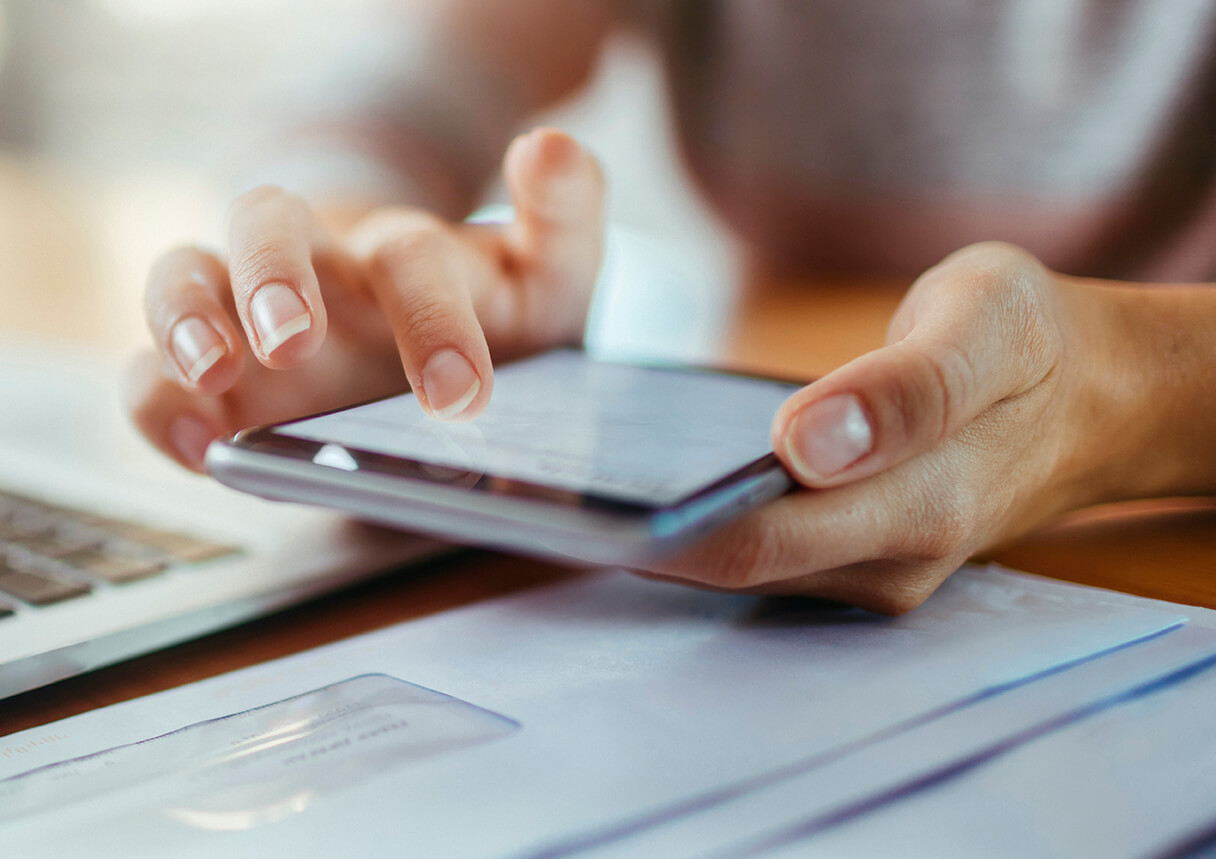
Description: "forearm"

(1068, 278), (1216, 506)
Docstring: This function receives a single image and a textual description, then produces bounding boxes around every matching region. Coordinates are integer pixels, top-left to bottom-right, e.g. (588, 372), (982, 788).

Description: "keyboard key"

(0, 510), (53, 541)
(96, 521), (238, 563)
(0, 564), (91, 605)
(0, 492), (46, 518)
(14, 528), (102, 559)
(0, 490), (242, 592)
(57, 547), (167, 584)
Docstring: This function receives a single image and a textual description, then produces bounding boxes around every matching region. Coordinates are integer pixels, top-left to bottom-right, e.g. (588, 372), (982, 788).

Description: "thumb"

(502, 127), (605, 287)
(772, 244), (1056, 488)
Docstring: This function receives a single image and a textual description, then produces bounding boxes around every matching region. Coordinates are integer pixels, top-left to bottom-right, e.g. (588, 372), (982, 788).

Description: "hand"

(125, 128), (605, 472)
(652, 242), (1131, 614)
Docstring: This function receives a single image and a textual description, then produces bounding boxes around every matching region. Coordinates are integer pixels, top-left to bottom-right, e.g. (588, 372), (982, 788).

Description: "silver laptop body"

(0, 338), (448, 701)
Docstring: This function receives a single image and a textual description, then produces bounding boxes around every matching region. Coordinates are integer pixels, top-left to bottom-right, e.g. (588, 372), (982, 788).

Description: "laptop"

(0, 337), (450, 701)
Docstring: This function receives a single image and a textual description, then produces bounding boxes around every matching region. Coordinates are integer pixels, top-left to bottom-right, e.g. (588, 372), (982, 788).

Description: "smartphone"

(206, 350), (802, 565)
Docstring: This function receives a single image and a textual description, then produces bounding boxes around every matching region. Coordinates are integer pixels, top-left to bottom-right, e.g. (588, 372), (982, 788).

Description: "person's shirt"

(630, 1), (1216, 282)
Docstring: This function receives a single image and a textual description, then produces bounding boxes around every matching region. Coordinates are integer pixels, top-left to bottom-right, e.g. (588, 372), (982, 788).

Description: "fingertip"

(226, 185), (330, 368)
(247, 281), (327, 368)
(521, 127), (583, 173)
(145, 245), (247, 392)
(505, 127), (603, 223)
(418, 348), (491, 421)
(122, 351), (223, 474)
(167, 315), (243, 394)
(775, 391), (875, 488)
(168, 414), (220, 474)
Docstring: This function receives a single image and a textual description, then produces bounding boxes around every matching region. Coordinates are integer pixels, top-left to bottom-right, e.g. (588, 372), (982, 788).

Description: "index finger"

(227, 186), (329, 368)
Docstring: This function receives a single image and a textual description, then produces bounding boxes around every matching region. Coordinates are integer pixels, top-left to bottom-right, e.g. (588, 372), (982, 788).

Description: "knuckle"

(882, 343), (974, 448)
(959, 239), (1030, 260)
(360, 219), (466, 346)
(145, 245), (213, 303)
(389, 288), (455, 345)
(951, 243), (1045, 315)
(919, 241), (1041, 304)
(994, 275), (1060, 379)
(360, 206), (443, 233)
(230, 238), (296, 293)
(350, 208), (447, 261)
(951, 241), (1043, 280)
(971, 254), (1042, 317)
(960, 247), (1059, 383)
(926, 340), (976, 442)
(371, 220), (448, 275)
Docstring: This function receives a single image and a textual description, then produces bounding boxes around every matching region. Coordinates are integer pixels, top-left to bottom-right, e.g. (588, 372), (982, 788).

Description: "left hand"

(650, 242), (1130, 614)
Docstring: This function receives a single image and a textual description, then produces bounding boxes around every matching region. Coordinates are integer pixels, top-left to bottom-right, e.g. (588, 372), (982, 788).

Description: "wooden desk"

(1, 176), (1214, 738)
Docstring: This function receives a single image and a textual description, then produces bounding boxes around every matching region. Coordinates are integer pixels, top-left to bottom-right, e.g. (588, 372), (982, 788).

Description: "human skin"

(128, 129), (604, 466)
(652, 246), (1216, 612)
(125, 128), (1216, 614)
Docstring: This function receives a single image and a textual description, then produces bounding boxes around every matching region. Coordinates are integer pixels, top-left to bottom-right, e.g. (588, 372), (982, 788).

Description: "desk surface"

(1, 168), (1213, 738)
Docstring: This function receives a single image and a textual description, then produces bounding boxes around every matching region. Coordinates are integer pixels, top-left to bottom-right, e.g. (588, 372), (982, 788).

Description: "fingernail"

(421, 350), (481, 420)
(786, 394), (873, 481)
(250, 283), (311, 357)
(170, 415), (215, 471)
(171, 316), (226, 385)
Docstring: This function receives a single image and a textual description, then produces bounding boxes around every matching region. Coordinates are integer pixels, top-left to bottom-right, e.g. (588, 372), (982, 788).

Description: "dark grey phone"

(206, 350), (801, 565)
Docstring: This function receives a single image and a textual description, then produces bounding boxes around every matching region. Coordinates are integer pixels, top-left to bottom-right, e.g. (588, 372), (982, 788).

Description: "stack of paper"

(2, 564), (1215, 858)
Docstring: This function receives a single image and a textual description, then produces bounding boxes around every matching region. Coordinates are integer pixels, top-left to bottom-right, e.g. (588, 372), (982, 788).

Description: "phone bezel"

(226, 350), (806, 516)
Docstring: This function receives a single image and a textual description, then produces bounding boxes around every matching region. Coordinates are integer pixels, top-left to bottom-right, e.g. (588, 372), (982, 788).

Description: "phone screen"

(273, 351), (800, 507)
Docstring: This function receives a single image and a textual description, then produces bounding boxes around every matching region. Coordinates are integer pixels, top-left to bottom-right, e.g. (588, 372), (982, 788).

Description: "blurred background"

(0, 0), (734, 356)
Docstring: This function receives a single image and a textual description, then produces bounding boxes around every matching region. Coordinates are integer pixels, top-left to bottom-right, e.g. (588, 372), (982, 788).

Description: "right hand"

(125, 128), (605, 472)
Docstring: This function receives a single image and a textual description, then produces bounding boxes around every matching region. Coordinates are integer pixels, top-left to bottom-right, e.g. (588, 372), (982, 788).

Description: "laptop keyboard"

(0, 489), (239, 614)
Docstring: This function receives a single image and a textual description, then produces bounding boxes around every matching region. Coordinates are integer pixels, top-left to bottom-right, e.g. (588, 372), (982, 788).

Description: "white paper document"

(581, 624), (1216, 858)
(761, 628), (1216, 859)
(1, 564), (1213, 858)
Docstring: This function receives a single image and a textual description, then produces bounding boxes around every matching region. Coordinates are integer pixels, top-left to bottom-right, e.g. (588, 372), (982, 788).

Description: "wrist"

(1057, 278), (1216, 508)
